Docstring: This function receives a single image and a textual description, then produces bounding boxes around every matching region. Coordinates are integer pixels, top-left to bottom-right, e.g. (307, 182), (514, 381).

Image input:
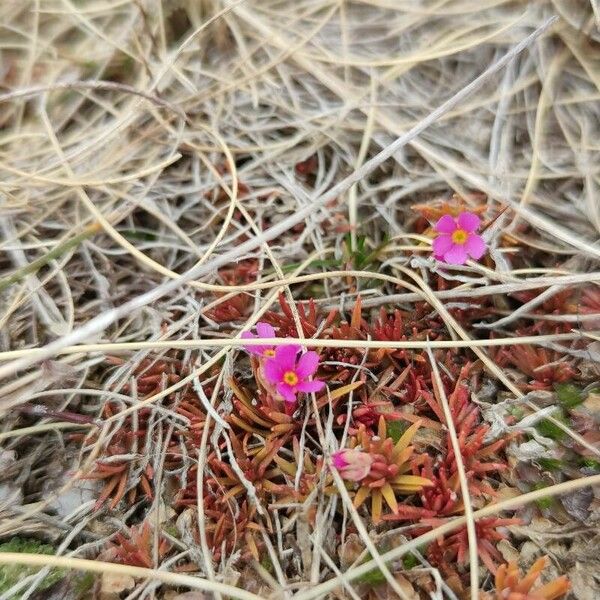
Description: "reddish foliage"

(203, 497), (262, 561)
(577, 286), (600, 330)
(320, 344), (365, 383)
(108, 521), (170, 568)
(176, 482), (263, 561)
(318, 298), (370, 381)
(205, 293), (251, 323)
(173, 465), (205, 509)
(412, 195), (488, 223)
(514, 289), (572, 315)
(204, 260), (257, 323)
(84, 358), (216, 509)
(494, 344), (577, 390)
(511, 285), (600, 331)
(342, 398), (405, 432)
(82, 402), (154, 510)
(295, 154), (318, 176)
(485, 556), (571, 600)
(273, 438), (336, 506)
(166, 396), (210, 468)
(370, 308), (415, 363)
(386, 366), (509, 524)
(73, 280), (583, 582)
(579, 286), (600, 315)
(427, 517), (522, 575)
(264, 293), (337, 338)
(372, 305), (447, 348)
(228, 377), (298, 438)
(418, 458), (462, 516)
(206, 431), (285, 502)
(427, 365), (508, 496)
(118, 358), (183, 394)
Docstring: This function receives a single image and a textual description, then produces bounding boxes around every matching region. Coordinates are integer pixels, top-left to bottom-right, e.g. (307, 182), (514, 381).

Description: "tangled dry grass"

(0, 0), (600, 599)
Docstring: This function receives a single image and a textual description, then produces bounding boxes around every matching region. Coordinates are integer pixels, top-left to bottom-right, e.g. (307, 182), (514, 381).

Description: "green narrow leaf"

(75, 572), (95, 597)
(554, 383), (583, 408)
(402, 552), (419, 569)
(0, 538), (64, 597)
(580, 457), (600, 471)
(532, 483), (554, 509)
(260, 556), (274, 573)
(535, 411), (568, 441)
(356, 565), (387, 585)
(537, 458), (563, 471)
(386, 420), (409, 444)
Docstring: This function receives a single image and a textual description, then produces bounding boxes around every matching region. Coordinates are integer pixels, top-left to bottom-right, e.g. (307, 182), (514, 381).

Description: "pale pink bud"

(331, 449), (373, 482)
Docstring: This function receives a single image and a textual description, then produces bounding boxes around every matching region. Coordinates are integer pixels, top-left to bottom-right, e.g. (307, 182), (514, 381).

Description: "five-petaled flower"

(433, 212), (486, 265)
(332, 449), (373, 482)
(263, 345), (325, 403)
(241, 322), (277, 358)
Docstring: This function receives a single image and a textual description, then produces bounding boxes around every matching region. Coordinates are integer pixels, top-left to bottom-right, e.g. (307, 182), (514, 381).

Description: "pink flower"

(263, 345), (325, 403)
(432, 212), (486, 265)
(331, 449), (373, 482)
(241, 322), (277, 358)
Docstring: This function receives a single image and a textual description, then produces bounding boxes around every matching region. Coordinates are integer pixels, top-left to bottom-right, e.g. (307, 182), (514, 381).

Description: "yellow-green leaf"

(329, 380), (364, 401)
(392, 420), (421, 458)
(372, 489), (383, 523)
(381, 483), (398, 513)
(353, 485), (370, 509)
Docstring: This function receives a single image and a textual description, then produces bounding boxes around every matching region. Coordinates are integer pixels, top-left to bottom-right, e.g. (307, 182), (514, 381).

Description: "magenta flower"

(241, 322), (277, 358)
(432, 212), (486, 265)
(263, 345), (325, 403)
(332, 449), (373, 482)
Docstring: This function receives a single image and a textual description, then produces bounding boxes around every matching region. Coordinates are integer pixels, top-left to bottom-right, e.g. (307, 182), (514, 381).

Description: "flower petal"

(435, 214), (457, 233)
(256, 322), (276, 339)
(457, 211), (480, 232)
(332, 451), (349, 469)
(296, 379), (325, 393)
(334, 449), (372, 481)
(251, 346), (271, 355)
(276, 382), (297, 403)
(241, 331), (265, 355)
(432, 234), (453, 258)
(263, 358), (283, 383)
(296, 351), (320, 377)
(465, 233), (486, 260)
(443, 243), (468, 265)
(274, 344), (301, 370)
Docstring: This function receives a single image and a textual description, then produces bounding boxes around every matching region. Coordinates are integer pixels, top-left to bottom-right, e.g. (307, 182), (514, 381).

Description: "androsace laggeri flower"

(241, 322), (278, 358)
(432, 211), (486, 265)
(263, 345), (325, 403)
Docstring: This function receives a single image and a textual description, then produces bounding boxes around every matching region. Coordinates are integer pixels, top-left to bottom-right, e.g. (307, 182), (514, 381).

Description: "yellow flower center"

(451, 229), (468, 245)
(283, 371), (299, 386)
(264, 349), (275, 357)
